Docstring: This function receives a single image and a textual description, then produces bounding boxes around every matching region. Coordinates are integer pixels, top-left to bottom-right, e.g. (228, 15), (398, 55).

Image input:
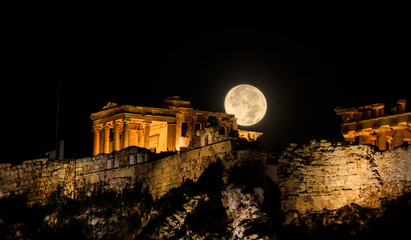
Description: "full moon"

(224, 84), (267, 126)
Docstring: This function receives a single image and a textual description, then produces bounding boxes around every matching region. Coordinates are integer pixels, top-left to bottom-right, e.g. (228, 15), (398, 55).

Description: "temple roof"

(90, 99), (235, 122)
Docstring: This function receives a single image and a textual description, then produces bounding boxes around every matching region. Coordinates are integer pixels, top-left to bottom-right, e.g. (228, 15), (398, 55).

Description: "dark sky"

(4, 5), (410, 161)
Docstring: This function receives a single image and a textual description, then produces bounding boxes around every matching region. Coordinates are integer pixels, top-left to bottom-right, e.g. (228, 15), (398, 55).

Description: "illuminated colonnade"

(90, 97), (238, 155)
(92, 119), (172, 155)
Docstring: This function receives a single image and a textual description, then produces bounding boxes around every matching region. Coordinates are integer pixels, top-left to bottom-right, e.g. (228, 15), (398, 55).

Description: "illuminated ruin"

(0, 96), (409, 240)
(335, 99), (411, 150)
(90, 96), (261, 155)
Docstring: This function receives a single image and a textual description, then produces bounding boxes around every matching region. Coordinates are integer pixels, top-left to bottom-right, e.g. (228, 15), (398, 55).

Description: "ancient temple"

(90, 96), (241, 155)
(335, 99), (411, 150)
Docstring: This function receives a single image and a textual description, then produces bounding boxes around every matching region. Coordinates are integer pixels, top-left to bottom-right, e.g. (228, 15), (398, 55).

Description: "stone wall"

(0, 147), (151, 205)
(0, 140), (249, 205)
(83, 140), (233, 200)
(274, 140), (411, 217)
(188, 126), (229, 150)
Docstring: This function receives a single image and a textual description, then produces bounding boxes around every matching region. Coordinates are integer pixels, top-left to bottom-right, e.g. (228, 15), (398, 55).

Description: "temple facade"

(335, 99), (411, 150)
(90, 96), (240, 155)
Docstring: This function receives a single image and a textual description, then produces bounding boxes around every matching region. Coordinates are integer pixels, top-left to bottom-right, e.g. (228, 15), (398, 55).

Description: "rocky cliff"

(0, 138), (410, 239)
(274, 140), (410, 238)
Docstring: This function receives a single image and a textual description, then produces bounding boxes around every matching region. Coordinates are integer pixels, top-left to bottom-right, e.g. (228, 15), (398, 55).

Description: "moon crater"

(224, 84), (267, 126)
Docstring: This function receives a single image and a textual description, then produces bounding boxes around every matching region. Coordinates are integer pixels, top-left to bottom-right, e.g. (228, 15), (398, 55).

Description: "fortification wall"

(82, 140), (233, 200)
(0, 140), (236, 205)
(275, 140), (411, 216)
(0, 147), (150, 204)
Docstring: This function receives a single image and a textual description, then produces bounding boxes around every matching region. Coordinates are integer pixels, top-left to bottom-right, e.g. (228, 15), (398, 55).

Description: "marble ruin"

(335, 99), (410, 150)
(1, 96), (410, 219)
(91, 96), (261, 155)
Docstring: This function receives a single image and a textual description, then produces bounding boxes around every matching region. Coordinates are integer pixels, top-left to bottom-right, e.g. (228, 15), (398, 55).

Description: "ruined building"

(0, 98), (265, 205)
(335, 99), (411, 150)
(91, 96), (261, 155)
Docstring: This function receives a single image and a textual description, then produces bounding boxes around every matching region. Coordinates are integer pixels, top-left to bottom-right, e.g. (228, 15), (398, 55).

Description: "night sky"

(4, 5), (410, 161)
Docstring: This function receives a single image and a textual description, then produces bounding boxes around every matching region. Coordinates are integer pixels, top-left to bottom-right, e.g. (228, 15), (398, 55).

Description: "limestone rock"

(222, 184), (273, 240)
(275, 140), (411, 225)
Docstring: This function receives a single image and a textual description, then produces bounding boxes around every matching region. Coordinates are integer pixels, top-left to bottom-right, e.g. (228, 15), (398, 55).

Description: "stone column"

(397, 99), (406, 113)
(137, 123), (144, 147)
(123, 118), (130, 149)
(232, 118), (238, 131)
(175, 113), (182, 151)
(393, 127), (405, 148)
(92, 126), (101, 156)
(129, 125), (138, 147)
(113, 121), (120, 151)
(358, 134), (369, 145)
(385, 128), (394, 150)
(103, 123), (111, 154)
(144, 122), (151, 149)
(167, 123), (176, 151)
(376, 131), (387, 151)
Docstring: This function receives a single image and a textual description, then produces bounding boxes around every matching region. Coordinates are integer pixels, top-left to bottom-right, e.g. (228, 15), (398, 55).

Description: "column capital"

(92, 125), (103, 131)
(143, 121), (151, 128)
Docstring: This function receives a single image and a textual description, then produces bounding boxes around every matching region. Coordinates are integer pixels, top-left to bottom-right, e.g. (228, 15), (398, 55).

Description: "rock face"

(132, 146), (273, 240)
(148, 194), (209, 239)
(275, 140), (411, 224)
(222, 184), (270, 240)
